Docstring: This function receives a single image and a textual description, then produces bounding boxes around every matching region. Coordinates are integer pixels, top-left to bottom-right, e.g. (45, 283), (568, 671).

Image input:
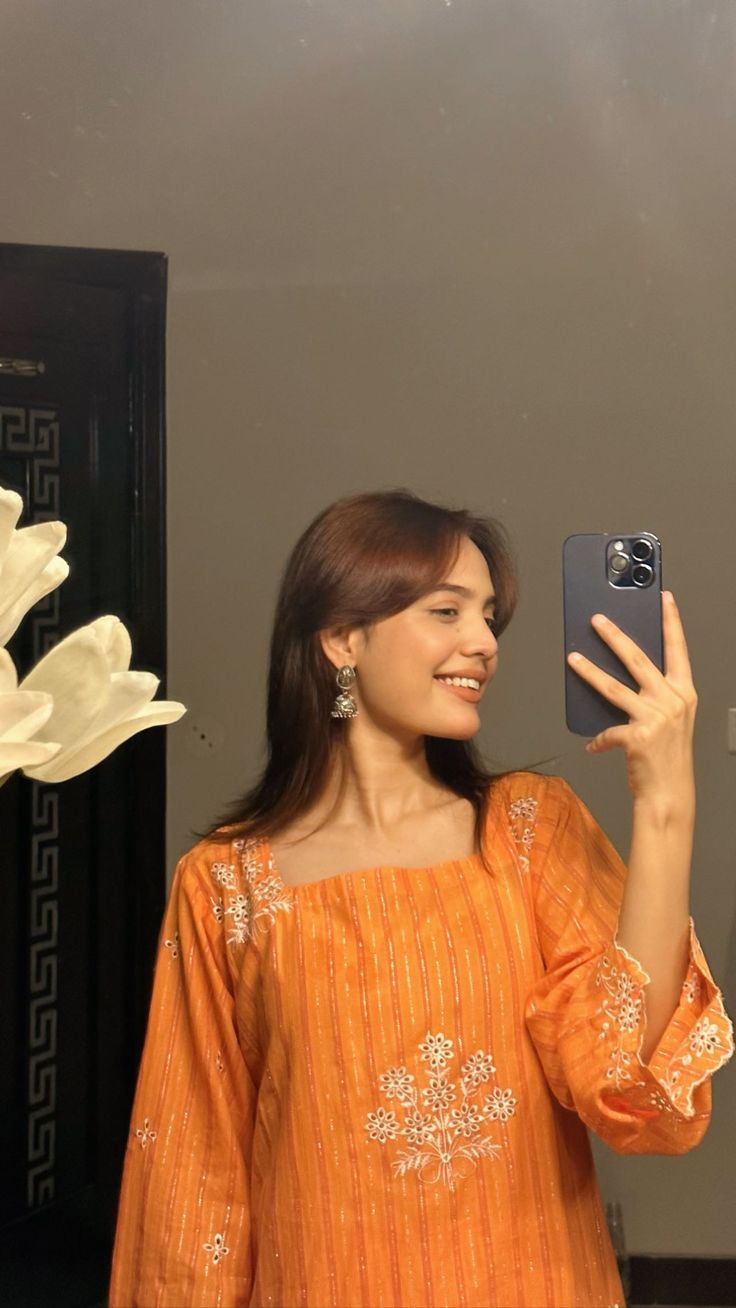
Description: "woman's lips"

(434, 678), (481, 703)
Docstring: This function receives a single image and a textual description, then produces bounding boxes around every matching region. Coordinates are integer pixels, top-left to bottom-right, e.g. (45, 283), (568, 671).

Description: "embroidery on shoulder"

(219, 837), (293, 946)
(507, 795), (539, 873)
(211, 860), (238, 890)
(364, 1031), (516, 1191)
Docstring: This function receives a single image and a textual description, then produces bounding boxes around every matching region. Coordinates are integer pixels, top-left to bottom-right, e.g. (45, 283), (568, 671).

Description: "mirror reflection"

(2, 4), (735, 1307)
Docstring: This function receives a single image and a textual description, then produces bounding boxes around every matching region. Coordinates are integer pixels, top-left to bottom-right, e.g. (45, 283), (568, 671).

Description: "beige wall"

(4, 0), (734, 1259)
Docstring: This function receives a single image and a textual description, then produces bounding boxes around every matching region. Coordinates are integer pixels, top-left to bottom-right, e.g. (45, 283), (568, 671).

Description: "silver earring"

(330, 665), (359, 718)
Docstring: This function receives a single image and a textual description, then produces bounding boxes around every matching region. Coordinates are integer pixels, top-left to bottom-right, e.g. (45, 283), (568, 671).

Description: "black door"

(0, 244), (167, 1307)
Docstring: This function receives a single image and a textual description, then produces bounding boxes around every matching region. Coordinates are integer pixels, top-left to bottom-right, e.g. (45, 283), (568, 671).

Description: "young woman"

(110, 489), (733, 1308)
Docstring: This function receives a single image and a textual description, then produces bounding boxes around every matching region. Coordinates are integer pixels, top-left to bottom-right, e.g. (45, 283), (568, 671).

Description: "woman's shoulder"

(489, 768), (572, 806)
(170, 829), (259, 897)
(487, 772), (580, 871)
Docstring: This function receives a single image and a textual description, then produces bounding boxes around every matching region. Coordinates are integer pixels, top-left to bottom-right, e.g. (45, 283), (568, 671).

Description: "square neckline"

(259, 834), (486, 893)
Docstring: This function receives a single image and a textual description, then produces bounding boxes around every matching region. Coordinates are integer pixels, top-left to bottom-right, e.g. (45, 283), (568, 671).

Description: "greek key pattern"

(28, 787), (59, 1206)
(1, 404), (62, 1209)
(1, 406), (61, 660)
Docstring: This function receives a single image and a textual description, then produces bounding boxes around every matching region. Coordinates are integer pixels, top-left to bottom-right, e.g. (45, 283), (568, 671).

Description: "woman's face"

(327, 536), (499, 743)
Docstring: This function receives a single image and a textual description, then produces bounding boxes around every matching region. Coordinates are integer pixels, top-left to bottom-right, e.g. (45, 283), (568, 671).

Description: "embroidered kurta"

(110, 771), (734, 1308)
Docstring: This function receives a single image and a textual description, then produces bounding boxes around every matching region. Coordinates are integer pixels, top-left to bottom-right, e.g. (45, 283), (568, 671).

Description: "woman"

(110, 489), (733, 1307)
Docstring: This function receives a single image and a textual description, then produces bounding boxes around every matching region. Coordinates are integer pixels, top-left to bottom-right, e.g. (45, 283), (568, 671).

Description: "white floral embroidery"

(462, 1050), (495, 1086)
(164, 931), (179, 960)
(222, 838), (294, 946)
(203, 1232), (229, 1264)
(135, 1117), (157, 1148)
(483, 1087), (518, 1121)
(507, 796), (538, 873)
(365, 1107), (400, 1142)
(645, 1087), (673, 1114)
(211, 861), (237, 890)
(596, 944), (735, 1118)
(689, 1016), (722, 1058)
(210, 895), (224, 923)
(379, 1066), (414, 1100)
(509, 797), (538, 820)
(419, 1032), (454, 1070)
(365, 1032), (514, 1190)
(423, 1073), (456, 1110)
(681, 968), (701, 1004)
(595, 950), (649, 1096)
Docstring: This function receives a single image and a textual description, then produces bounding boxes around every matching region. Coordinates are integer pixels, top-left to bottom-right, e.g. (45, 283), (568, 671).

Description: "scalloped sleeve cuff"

(598, 916), (735, 1122)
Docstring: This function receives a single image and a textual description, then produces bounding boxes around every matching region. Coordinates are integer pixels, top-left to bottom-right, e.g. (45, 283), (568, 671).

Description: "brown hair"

(195, 488), (553, 875)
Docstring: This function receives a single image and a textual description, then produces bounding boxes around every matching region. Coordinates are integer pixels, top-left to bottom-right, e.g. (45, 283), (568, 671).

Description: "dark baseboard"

(631, 1256), (736, 1305)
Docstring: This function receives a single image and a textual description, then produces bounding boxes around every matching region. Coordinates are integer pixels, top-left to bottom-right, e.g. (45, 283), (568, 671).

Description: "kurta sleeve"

(109, 844), (258, 1307)
(522, 776), (734, 1155)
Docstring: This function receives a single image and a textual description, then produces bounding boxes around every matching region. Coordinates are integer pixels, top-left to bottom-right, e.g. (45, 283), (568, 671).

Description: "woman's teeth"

(435, 676), (480, 690)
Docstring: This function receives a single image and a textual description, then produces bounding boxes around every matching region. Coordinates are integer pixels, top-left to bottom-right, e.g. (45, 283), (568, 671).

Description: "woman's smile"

(433, 677), (482, 703)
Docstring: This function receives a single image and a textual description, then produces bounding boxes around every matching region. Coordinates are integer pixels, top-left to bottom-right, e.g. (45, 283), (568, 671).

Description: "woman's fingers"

(661, 592), (697, 697)
(566, 649), (638, 711)
(587, 612), (661, 691)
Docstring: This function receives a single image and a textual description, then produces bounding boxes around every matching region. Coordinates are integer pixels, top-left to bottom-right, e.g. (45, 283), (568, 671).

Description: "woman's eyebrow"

(433, 584), (496, 608)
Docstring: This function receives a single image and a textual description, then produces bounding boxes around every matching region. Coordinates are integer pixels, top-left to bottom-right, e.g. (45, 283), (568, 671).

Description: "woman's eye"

(432, 608), (497, 632)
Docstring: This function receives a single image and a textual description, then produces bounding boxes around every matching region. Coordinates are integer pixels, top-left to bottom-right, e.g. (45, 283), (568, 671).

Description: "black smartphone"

(563, 532), (664, 737)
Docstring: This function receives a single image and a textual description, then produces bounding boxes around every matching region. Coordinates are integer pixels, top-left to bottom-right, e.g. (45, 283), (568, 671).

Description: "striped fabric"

(109, 772), (734, 1307)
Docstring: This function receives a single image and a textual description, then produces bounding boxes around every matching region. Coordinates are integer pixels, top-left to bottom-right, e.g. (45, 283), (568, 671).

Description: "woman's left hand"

(566, 590), (697, 806)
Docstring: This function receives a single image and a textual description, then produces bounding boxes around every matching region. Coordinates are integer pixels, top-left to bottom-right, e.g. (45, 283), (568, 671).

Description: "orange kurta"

(110, 772), (734, 1308)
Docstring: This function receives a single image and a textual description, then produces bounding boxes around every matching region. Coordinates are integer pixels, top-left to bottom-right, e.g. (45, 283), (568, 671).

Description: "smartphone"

(563, 532), (663, 737)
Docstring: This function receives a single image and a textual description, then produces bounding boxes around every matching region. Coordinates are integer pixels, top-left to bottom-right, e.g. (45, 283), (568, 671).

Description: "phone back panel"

(563, 532), (663, 737)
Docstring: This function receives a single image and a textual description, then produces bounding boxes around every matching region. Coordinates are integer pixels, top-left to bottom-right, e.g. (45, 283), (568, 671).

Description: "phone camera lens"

(632, 563), (653, 586)
(631, 538), (653, 563)
(610, 552), (629, 575)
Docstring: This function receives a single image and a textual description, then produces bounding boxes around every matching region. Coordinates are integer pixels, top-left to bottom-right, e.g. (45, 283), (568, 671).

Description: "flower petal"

(0, 690), (55, 741)
(0, 648), (18, 693)
(0, 488), (24, 564)
(19, 628), (109, 745)
(23, 700), (187, 782)
(73, 670), (159, 743)
(1, 737), (62, 780)
(0, 520), (67, 614)
(86, 616), (132, 673)
(0, 556), (70, 647)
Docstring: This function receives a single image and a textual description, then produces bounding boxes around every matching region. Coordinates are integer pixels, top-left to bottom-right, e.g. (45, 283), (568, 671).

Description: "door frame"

(0, 241), (167, 1052)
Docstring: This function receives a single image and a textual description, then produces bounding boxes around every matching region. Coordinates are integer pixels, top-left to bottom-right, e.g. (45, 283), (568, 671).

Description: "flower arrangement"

(0, 485), (185, 788)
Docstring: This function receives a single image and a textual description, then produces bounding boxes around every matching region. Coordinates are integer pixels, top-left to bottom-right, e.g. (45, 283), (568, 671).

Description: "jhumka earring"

(330, 665), (359, 718)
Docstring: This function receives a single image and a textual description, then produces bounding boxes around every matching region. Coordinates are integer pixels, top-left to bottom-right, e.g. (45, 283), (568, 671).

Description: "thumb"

(586, 725), (629, 754)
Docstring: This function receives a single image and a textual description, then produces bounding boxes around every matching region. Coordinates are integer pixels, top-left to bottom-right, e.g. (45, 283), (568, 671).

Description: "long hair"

(195, 488), (552, 876)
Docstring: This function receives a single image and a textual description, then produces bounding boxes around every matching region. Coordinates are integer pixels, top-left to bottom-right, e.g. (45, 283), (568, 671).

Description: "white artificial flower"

(14, 615), (186, 783)
(0, 487), (69, 647)
(0, 648), (63, 785)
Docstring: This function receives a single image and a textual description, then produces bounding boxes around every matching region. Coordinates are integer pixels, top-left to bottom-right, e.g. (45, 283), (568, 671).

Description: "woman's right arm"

(109, 848), (257, 1308)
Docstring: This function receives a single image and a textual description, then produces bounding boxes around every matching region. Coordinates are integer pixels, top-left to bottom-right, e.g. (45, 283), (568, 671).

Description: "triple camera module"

(606, 536), (656, 588)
